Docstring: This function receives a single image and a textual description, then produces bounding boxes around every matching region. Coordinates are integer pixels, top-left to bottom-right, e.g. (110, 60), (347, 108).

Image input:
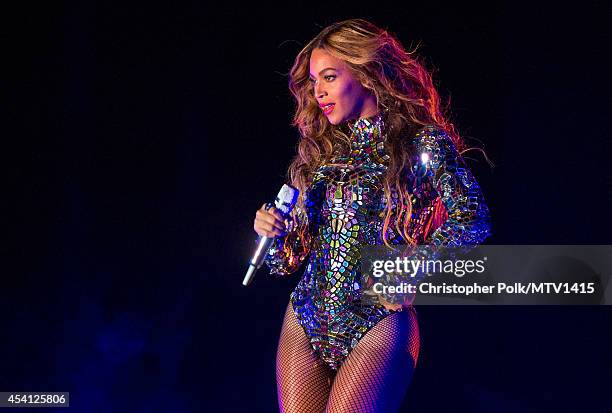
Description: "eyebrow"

(309, 67), (337, 78)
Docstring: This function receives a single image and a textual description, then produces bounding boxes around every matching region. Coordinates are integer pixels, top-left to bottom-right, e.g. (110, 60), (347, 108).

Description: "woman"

(253, 19), (491, 413)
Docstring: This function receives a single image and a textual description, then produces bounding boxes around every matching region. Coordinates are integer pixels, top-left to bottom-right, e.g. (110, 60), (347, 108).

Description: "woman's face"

(309, 48), (378, 125)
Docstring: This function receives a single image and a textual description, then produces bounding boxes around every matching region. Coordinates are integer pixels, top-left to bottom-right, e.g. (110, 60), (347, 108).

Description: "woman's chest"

(305, 162), (387, 221)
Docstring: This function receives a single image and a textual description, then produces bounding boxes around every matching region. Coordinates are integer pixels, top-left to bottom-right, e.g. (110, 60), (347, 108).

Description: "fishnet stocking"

(326, 308), (419, 413)
(276, 304), (419, 413)
(276, 303), (334, 413)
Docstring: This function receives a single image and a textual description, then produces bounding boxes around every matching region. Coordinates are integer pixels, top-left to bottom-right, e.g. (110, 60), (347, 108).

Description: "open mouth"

(321, 103), (335, 115)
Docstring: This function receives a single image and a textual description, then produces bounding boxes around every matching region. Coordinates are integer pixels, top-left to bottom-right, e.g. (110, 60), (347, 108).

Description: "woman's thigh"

(325, 308), (420, 413)
(276, 303), (334, 413)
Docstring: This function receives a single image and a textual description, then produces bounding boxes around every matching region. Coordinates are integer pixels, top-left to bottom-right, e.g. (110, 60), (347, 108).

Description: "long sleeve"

(363, 126), (492, 307)
(263, 203), (312, 276)
(413, 126), (492, 246)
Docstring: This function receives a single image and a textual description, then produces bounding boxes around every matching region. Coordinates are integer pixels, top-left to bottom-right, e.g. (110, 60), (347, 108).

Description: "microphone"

(243, 184), (299, 286)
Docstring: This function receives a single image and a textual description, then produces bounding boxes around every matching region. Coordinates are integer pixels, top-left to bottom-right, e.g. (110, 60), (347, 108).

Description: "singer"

(253, 19), (491, 412)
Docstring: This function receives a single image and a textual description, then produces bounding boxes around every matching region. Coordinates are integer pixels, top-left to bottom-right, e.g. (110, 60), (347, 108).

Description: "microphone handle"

(242, 236), (274, 286)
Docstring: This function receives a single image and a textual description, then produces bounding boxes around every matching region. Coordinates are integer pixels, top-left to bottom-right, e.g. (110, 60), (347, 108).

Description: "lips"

(320, 103), (335, 115)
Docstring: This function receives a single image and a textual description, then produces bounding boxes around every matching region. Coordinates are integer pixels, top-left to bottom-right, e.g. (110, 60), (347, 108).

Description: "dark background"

(3, 1), (611, 412)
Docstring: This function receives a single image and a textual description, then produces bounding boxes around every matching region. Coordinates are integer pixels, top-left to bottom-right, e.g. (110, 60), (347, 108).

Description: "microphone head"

(274, 184), (299, 216)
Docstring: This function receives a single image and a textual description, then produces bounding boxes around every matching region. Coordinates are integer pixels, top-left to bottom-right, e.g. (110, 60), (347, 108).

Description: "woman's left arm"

(370, 127), (491, 307)
(414, 126), (492, 246)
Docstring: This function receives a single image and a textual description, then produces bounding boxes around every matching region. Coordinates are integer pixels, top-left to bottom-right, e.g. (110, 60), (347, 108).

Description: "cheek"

(336, 81), (358, 106)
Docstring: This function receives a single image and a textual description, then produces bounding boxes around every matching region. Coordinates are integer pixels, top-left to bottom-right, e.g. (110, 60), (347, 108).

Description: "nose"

(314, 81), (327, 100)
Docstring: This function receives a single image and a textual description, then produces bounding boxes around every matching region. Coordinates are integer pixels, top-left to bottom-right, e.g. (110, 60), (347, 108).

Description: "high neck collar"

(332, 112), (388, 166)
(347, 112), (385, 150)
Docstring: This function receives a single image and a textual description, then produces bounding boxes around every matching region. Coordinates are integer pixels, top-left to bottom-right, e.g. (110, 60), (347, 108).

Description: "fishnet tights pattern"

(276, 303), (419, 413)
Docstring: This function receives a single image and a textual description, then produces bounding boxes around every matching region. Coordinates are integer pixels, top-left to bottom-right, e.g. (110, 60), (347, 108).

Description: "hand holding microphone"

(254, 203), (286, 238)
(243, 184), (299, 286)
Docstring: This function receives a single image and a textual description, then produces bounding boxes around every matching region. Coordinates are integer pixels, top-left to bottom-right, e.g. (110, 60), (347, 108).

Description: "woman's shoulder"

(411, 124), (452, 145)
(408, 124), (462, 168)
(408, 124), (457, 154)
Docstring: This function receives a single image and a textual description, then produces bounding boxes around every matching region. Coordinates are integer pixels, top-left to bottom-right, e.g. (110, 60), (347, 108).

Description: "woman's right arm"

(253, 203), (312, 276)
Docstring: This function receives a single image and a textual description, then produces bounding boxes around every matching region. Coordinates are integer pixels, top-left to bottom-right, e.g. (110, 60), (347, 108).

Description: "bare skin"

(254, 203), (286, 238)
(254, 48), (378, 236)
(309, 48), (378, 125)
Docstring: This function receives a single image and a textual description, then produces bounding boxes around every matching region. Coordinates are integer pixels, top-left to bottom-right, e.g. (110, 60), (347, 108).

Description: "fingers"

(254, 203), (287, 238)
(260, 203), (284, 221)
(254, 217), (286, 238)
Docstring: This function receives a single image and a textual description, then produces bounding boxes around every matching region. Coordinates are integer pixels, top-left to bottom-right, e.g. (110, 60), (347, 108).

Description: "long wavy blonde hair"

(287, 19), (464, 248)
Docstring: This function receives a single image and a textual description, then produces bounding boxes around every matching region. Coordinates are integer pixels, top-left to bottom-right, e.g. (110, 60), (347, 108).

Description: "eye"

(308, 75), (336, 85)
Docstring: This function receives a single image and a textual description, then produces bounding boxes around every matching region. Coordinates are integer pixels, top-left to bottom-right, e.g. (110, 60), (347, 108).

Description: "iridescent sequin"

(265, 113), (491, 370)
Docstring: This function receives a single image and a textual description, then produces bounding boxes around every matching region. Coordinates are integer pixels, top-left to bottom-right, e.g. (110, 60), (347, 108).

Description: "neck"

(349, 112), (385, 148)
(359, 95), (379, 119)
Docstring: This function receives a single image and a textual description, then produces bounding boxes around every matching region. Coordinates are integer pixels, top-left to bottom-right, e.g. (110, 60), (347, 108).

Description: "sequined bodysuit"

(265, 113), (491, 370)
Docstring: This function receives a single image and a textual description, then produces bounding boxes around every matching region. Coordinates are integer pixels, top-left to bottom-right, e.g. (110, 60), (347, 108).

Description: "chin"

(326, 112), (345, 126)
